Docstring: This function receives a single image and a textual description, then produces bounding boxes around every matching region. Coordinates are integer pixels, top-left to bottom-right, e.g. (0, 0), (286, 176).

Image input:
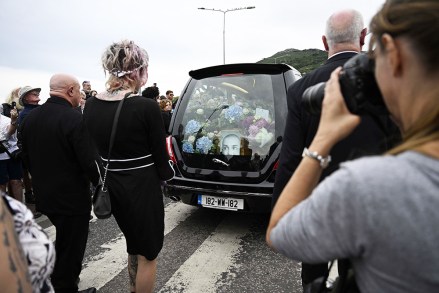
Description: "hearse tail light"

(272, 160), (279, 171)
(166, 136), (177, 164)
(267, 160), (279, 183)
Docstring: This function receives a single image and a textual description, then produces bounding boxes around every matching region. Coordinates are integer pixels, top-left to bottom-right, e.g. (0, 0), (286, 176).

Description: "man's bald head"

(322, 9), (366, 56)
(49, 74), (81, 107)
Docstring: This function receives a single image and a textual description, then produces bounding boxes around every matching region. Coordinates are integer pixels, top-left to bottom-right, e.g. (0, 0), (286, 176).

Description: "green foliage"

(257, 48), (327, 75)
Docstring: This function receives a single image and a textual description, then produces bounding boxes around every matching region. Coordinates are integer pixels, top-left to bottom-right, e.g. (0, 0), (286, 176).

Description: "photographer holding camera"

(272, 8), (400, 289)
(0, 105), (23, 203)
(267, 0), (439, 291)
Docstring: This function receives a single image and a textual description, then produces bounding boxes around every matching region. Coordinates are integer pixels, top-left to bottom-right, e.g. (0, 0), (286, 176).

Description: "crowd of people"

(140, 86), (176, 134)
(1, 0), (438, 292)
(0, 42), (177, 292)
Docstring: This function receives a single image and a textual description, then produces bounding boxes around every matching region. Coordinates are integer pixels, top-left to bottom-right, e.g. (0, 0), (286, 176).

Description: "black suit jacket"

(272, 52), (399, 206)
(19, 96), (100, 215)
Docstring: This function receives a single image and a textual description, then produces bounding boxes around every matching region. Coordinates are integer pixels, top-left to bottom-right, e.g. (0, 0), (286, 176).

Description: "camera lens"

(301, 82), (326, 115)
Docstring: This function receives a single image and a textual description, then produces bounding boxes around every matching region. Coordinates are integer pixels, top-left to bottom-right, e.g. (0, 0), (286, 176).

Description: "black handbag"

(92, 93), (130, 219)
(93, 161), (112, 219)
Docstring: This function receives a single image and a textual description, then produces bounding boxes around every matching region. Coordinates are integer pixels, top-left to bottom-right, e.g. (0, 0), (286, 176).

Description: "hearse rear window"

(180, 74), (276, 158)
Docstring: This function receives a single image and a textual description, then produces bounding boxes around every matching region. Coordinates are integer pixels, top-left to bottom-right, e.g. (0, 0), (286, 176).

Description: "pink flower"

(241, 116), (254, 129)
(253, 118), (269, 129)
(248, 125), (260, 137)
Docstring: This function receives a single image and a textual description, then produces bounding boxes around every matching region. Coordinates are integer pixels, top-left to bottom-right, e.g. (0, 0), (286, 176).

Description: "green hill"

(257, 48), (327, 75)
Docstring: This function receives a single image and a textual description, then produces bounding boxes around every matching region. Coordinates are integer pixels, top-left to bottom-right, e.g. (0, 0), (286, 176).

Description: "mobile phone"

(11, 101), (16, 108)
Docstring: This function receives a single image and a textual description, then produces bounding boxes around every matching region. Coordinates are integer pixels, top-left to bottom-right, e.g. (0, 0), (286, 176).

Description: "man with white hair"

(19, 73), (100, 293)
(82, 80), (92, 99)
(272, 9), (399, 290)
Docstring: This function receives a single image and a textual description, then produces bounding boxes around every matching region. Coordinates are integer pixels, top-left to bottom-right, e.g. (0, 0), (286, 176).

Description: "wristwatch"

(302, 147), (332, 169)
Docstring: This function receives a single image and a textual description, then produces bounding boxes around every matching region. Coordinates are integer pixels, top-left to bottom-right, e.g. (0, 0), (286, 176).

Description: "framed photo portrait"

(220, 129), (241, 156)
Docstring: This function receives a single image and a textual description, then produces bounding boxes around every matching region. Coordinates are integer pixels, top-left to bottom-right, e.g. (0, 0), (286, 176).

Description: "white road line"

(159, 214), (252, 293)
(77, 202), (197, 290)
(164, 202), (198, 235)
(328, 260), (339, 284)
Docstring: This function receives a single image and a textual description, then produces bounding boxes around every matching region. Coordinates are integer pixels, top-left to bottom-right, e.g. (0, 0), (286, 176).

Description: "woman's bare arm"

(0, 198), (32, 293)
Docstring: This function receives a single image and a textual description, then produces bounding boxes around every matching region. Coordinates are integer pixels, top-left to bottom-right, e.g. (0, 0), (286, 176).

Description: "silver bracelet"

(302, 147), (331, 169)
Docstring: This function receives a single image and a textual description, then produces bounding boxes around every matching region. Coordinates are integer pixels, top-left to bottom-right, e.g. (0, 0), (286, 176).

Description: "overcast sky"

(0, 0), (386, 102)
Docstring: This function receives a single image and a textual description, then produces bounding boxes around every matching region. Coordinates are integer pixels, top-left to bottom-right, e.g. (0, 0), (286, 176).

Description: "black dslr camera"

(302, 53), (388, 116)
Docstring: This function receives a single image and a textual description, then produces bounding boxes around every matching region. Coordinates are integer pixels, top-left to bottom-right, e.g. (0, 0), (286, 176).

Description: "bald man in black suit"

(19, 73), (99, 293)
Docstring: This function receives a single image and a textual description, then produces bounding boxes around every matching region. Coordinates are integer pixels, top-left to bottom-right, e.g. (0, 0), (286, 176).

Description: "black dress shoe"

(77, 287), (96, 293)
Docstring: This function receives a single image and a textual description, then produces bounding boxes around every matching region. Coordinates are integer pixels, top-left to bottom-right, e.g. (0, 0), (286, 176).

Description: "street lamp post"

(198, 6), (255, 64)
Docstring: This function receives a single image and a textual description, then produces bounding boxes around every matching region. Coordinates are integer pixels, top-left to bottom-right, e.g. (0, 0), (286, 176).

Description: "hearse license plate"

(197, 195), (244, 211)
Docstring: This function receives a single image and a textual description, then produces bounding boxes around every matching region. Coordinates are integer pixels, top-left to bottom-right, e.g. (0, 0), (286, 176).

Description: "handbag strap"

(101, 92), (132, 186)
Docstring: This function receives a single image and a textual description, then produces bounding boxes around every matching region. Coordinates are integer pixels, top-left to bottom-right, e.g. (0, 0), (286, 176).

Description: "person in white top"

(0, 106), (23, 202)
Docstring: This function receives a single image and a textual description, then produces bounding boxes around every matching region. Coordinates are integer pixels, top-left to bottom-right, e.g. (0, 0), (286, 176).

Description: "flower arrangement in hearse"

(180, 87), (276, 157)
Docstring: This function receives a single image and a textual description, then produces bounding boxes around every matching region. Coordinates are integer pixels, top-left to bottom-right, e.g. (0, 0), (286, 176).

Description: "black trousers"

(47, 213), (90, 293)
(302, 263), (328, 285)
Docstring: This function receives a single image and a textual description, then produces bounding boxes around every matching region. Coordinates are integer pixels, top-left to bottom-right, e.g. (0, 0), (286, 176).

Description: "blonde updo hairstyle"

(5, 87), (23, 110)
(369, 0), (439, 155)
(101, 40), (149, 92)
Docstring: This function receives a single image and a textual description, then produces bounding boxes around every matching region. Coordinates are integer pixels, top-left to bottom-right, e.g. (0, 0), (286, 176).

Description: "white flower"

(196, 108), (204, 115)
(207, 99), (216, 108)
(254, 128), (274, 147)
(243, 108), (250, 115)
(207, 132), (214, 139)
(188, 135), (196, 143)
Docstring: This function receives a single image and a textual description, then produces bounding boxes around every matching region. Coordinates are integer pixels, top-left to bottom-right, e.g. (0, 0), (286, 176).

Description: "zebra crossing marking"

(78, 202), (197, 290)
(158, 214), (252, 293)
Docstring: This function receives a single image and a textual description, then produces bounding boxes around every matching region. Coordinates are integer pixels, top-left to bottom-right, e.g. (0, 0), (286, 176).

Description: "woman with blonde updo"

(267, 0), (439, 292)
(4, 87), (23, 111)
(83, 40), (174, 293)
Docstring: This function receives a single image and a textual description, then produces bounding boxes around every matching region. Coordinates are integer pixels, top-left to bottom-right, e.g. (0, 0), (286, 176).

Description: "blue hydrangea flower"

(185, 119), (201, 134)
(224, 105), (243, 122)
(182, 142), (194, 153)
(195, 136), (213, 154)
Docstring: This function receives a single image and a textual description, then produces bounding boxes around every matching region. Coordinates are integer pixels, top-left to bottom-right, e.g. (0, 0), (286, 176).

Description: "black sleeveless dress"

(84, 94), (174, 260)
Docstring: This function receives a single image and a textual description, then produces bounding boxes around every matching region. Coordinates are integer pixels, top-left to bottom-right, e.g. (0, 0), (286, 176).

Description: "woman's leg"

(8, 180), (23, 203)
(135, 255), (157, 293)
(128, 254), (138, 292)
